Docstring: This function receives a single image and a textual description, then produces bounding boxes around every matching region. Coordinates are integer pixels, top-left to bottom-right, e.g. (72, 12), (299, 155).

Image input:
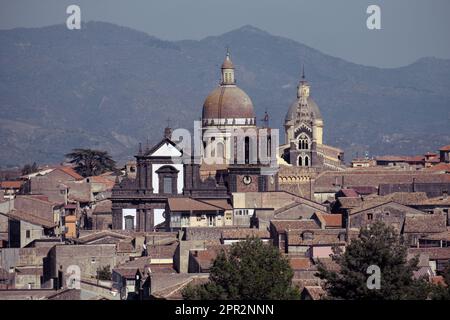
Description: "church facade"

(111, 52), (279, 231)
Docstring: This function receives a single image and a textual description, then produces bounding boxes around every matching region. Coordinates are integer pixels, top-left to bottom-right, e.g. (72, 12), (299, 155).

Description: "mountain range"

(0, 21), (449, 166)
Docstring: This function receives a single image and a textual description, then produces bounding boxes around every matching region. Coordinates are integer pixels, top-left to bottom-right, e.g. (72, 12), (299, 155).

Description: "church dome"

(202, 86), (255, 120)
(285, 96), (322, 122)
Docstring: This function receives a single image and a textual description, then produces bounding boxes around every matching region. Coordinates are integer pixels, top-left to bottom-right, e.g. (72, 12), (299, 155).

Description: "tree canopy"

(182, 237), (300, 300)
(65, 148), (116, 177)
(316, 222), (431, 300)
(21, 162), (39, 175)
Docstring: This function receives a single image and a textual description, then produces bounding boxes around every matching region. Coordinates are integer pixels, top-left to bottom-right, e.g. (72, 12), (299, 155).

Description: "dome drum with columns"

(202, 51), (256, 128)
(201, 51), (267, 166)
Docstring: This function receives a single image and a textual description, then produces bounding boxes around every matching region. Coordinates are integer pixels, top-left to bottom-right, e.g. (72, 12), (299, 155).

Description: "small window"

(367, 213), (373, 221)
(163, 177), (173, 194)
(26, 230), (31, 239)
(196, 214), (201, 222)
(124, 215), (134, 230)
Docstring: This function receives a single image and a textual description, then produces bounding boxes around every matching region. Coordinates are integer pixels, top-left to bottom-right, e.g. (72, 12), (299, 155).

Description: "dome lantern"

(221, 49), (235, 85)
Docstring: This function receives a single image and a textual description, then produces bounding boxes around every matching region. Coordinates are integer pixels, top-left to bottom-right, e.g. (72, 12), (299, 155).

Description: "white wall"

(154, 208), (165, 226)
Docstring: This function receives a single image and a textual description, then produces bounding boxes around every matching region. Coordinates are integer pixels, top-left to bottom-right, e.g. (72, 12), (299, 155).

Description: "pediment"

(147, 139), (183, 158)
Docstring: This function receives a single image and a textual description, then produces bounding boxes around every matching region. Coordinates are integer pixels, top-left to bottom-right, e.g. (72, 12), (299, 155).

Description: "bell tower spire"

(297, 64), (310, 99)
(221, 48), (235, 85)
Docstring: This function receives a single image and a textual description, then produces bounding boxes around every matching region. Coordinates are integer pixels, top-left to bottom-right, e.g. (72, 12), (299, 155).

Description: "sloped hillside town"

(0, 53), (449, 300)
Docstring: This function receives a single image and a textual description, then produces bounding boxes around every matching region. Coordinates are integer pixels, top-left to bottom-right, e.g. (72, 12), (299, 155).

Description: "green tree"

(21, 162), (39, 175)
(317, 222), (430, 300)
(65, 148), (116, 177)
(182, 237), (300, 300)
(97, 265), (112, 281)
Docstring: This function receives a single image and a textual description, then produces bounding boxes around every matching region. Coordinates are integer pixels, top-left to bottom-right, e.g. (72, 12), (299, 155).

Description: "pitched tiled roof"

(199, 199), (233, 210)
(147, 244), (178, 260)
(287, 229), (348, 246)
(403, 214), (447, 233)
(57, 166), (84, 180)
(88, 175), (116, 190)
(289, 257), (312, 270)
(271, 220), (320, 234)
(0, 181), (24, 189)
(75, 230), (132, 244)
(384, 192), (429, 205)
(340, 189), (359, 197)
(116, 241), (135, 253)
(349, 195), (428, 215)
(93, 200), (112, 214)
(7, 210), (56, 228)
(424, 163), (450, 173)
(314, 170), (450, 192)
(15, 266), (43, 276)
(314, 257), (341, 272)
(375, 155), (424, 163)
(168, 198), (223, 212)
(408, 247), (450, 260)
(337, 197), (363, 209)
(151, 275), (209, 299)
(439, 145), (450, 152)
(302, 286), (326, 300)
(191, 247), (224, 270)
(321, 214), (343, 228)
(221, 228), (270, 239)
(422, 228), (450, 241)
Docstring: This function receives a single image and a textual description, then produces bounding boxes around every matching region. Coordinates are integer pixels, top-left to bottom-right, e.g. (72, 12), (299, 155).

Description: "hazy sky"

(1, 0), (450, 67)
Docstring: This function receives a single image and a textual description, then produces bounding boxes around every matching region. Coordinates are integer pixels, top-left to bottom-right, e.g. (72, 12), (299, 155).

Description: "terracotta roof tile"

(7, 210), (56, 228)
(0, 181), (24, 189)
(302, 286), (326, 300)
(221, 228), (270, 239)
(408, 247), (450, 260)
(321, 214), (343, 228)
(403, 214), (447, 233)
(168, 198), (223, 212)
(289, 257), (312, 270)
(271, 220), (320, 234)
(287, 229), (348, 246)
(57, 166), (84, 180)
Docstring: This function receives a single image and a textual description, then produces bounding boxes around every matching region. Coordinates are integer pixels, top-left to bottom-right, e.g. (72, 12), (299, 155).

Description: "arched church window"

(298, 134), (309, 150)
(305, 155), (310, 167)
(298, 156), (303, 166)
(216, 142), (224, 159)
